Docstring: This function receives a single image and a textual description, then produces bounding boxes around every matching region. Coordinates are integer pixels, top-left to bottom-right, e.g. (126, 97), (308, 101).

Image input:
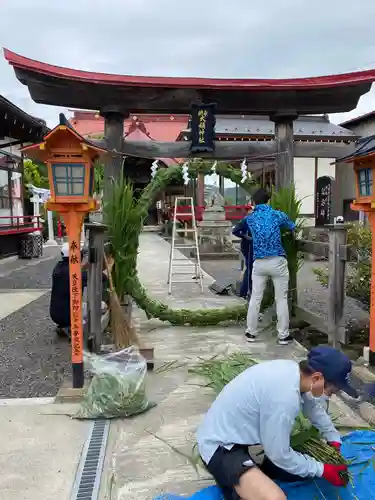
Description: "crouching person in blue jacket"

(232, 204), (253, 299)
(197, 346), (357, 500)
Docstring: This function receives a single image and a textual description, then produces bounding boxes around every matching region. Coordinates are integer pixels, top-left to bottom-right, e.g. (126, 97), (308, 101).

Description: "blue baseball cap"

(307, 346), (358, 398)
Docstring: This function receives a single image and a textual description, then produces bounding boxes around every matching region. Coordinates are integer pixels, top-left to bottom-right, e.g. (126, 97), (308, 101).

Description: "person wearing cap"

(232, 204), (254, 299)
(50, 242), (88, 337)
(197, 346), (357, 500)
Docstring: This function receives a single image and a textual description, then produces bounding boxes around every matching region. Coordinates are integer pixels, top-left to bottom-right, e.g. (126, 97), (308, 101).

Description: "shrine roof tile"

(125, 126), (176, 165)
(180, 115), (357, 140)
(338, 135), (375, 162)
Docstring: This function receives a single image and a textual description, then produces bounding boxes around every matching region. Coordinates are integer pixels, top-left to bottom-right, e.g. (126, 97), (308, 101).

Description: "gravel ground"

(0, 292), (70, 398)
(0, 247), (61, 290)
(0, 248), (70, 398)
(297, 260), (368, 324)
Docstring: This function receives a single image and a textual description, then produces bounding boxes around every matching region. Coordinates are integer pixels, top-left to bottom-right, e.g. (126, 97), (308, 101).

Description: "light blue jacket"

(197, 359), (340, 478)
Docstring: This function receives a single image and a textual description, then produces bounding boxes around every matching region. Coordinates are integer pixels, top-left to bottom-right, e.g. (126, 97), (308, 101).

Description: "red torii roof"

(4, 48), (375, 115)
(4, 48), (375, 90)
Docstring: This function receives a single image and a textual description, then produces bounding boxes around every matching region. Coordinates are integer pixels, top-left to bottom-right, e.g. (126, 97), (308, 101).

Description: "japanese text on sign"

(190, 103), (216, 153)
(69, 240), (82, 360)
(315, 176), (334, 227)
(198, 109), (208, 144)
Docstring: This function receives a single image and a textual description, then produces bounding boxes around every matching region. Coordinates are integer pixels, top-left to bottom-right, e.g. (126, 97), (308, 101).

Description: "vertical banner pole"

(62, 210), (85, 388)
(368, 212), (375, 365)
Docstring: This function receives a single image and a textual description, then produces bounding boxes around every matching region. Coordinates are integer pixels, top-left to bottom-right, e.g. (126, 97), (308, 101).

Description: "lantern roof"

(338, 135), (375, 163)
(21, 113), (108, 161)
(4, 48), (375, 115)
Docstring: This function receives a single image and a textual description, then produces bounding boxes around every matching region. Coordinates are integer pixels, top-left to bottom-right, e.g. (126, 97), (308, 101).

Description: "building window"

(0, 168), (11, 225)
(358, 168), (373, 197)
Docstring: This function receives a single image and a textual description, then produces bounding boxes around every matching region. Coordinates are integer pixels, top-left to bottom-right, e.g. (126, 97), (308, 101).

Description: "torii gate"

(26, 184), (57, 245)
(5, 48), (375, 199)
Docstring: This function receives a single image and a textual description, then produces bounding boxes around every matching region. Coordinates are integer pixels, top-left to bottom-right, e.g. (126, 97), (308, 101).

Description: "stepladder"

(167, 197), (204, 294)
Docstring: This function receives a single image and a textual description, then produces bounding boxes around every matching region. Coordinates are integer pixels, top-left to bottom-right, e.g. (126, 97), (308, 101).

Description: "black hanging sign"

(190, 103), (216, 153)
(315, 175), (334, 227)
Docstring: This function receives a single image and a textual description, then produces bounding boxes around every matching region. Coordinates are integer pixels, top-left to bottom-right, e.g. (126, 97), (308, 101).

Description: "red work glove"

(328, 441), (341, 451)
(322, 464), (348, 487)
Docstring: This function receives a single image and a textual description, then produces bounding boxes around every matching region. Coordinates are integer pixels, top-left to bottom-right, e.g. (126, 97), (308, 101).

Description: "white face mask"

(309, 383), (326, 400)
(308, 385), (329, 410)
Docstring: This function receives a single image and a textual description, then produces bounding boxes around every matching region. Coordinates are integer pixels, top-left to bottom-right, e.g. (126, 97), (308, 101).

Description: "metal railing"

(165, 204), (249, 222)
(0, 215), (42, 235)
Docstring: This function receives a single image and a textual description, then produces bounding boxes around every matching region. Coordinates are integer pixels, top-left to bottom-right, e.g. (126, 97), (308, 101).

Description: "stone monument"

(197, 187), (238, 259)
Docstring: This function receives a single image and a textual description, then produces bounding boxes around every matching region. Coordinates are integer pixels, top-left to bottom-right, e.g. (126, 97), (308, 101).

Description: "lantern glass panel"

(358, 168), (373, 197)
(52, 163), (86, 196)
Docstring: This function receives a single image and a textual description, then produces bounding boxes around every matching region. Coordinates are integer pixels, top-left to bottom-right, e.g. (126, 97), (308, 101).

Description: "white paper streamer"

(182, 161), (190, 185)
(151, 160), (159, 178)
(240, 158), (247, 184)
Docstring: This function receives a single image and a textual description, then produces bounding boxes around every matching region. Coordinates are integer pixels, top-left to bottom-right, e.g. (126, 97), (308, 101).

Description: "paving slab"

(0, 400), (89, 500)
(136, 233), (240, 310)
(0, 289), (47, 320)
(103, 234), (369, 500)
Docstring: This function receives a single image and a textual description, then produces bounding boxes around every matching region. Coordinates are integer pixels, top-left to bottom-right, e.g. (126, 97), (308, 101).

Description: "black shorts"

(205, 445), (254, 500)
(205, 445), (304, 500)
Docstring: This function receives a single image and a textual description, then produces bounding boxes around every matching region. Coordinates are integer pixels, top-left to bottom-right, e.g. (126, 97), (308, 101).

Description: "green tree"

(94, 162), (104, 194)
(23, 159), (49, 193)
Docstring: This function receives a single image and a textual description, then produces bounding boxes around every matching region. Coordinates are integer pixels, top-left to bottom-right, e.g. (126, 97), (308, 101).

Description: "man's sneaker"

(277, 335), (294, 346)
(245, 331), (257, 342)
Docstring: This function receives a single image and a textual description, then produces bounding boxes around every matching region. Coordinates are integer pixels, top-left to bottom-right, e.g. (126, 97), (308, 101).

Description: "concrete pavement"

(0, 399), (90, 500)
(0, 289), (48, 320)
(103, 234), (369, 500)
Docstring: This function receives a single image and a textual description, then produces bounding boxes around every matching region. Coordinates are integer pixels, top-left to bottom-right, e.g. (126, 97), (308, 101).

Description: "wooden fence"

(297, 224), (361, 348)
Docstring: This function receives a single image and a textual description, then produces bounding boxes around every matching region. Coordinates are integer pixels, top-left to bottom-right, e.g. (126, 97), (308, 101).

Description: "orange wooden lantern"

(22, 114), (107, 388)
(351, 157), (375, 210)
(345, 152), (375, 364)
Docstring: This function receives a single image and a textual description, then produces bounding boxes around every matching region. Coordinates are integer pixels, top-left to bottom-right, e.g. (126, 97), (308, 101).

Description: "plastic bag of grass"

(74, 346), (155, 419)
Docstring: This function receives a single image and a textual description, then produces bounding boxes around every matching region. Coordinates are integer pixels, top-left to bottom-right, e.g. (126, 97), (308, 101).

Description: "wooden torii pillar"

(271, 112), (298, 189)
(100, 107), (127, 199)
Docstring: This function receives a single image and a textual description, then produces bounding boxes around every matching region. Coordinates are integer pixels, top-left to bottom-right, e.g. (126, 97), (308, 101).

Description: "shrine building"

(70, 110), (356, 222)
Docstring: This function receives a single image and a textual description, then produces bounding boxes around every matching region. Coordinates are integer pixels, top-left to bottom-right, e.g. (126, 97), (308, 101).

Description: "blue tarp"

(155, 430), (375, 500)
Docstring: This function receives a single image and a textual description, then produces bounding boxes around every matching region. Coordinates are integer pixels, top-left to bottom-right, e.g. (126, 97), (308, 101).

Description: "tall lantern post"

(22, 114), (107, 388)
(344, 152), (375, 365)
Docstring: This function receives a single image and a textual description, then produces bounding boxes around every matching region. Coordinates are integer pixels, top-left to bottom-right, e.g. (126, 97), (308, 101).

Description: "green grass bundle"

(75, 348), (155, 420)
(75, 372), (154, 419)
(189, 353), (258, 393)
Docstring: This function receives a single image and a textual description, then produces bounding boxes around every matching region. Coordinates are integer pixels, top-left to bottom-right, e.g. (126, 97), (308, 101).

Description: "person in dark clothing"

(50, 243), (88, 337)
(232, 205), (254, 299)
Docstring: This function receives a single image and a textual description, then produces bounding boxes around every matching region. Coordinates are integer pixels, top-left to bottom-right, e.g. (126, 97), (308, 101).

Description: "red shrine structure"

(4, 47), (375, 224)
(0, 94), (48, 257)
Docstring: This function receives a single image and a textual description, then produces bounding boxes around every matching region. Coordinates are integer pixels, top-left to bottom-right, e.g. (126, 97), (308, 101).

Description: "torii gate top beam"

(4, 48), (375, 115)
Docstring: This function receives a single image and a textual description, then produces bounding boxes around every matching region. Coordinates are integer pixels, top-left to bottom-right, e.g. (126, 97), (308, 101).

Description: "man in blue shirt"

(245, 188), (295, 345)
(197, 346), (357, 500)
(232, 204), (253, 299)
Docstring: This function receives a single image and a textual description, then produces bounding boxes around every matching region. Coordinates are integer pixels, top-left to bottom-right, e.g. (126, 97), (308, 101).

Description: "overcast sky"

(2, 0), (375, 127)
